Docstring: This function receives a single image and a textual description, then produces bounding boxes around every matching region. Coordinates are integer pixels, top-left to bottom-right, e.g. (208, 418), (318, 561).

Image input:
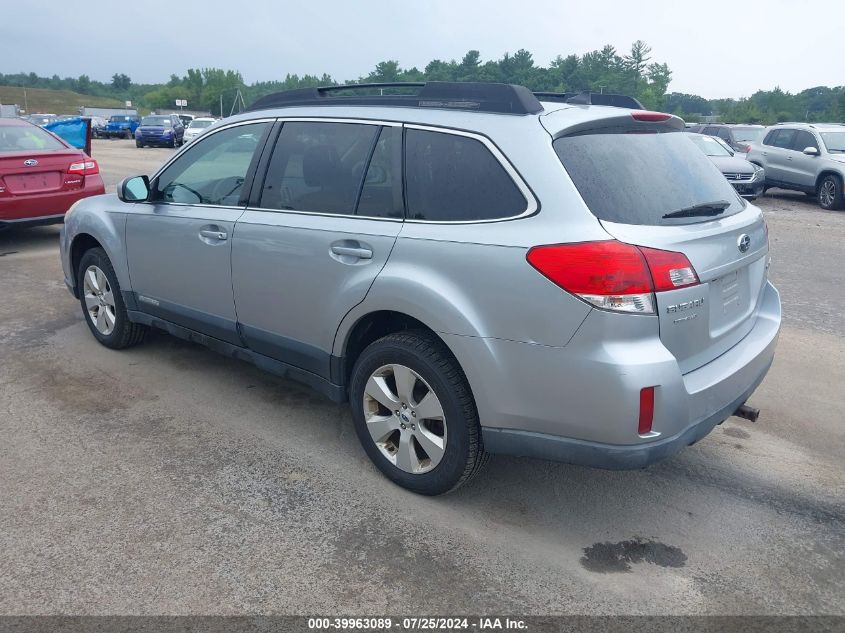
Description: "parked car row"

(691, 122), (845, 210)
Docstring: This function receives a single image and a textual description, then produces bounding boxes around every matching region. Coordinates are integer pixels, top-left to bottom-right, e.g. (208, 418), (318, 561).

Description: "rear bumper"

(0, 176), (105, 227)
(482, 360), (770, 469)
(445, 281), (781, 469)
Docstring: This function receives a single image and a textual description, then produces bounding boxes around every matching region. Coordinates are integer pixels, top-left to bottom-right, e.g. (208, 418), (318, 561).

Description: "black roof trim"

(246, 82), (544, 115)
(533, 91), (644, 110)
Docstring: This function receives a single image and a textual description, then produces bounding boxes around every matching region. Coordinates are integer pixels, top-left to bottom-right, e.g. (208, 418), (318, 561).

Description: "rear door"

(763, 128), (797, 183)
(788, 130), (820, 189)
(552, 123), (768, 373)
(231, 119), (403, 380)
(125, 120), (272, 344)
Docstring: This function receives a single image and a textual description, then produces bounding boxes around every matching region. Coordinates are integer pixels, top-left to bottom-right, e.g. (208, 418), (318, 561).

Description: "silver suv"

(747, 123), (845, 210)
(59, 83), (781, 495)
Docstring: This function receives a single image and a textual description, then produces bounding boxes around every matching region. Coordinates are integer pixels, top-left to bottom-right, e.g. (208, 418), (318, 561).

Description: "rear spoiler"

(533, 91), (644, 110)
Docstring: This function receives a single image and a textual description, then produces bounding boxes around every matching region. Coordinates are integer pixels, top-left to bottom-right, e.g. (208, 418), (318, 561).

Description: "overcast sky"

(1, 0), (842, 99)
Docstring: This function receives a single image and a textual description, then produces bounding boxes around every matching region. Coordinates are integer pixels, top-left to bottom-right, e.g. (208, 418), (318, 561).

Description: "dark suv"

(135, 114), (185, 148)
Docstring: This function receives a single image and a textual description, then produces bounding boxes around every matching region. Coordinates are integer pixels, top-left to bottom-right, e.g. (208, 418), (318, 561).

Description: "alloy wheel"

(362, 363), (447, 474)
(82, 265), (116, 335)
(820, 179), (836, 208)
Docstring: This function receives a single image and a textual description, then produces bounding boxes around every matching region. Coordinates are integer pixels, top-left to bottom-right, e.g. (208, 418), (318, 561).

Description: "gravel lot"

(0, 139), (843, 615)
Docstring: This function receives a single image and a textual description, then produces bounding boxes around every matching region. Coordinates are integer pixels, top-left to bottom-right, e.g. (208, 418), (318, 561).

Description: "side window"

(404, 128), (527, 222)
(771, 129), (797, 149)
(793, 131), (818, 152)
(357, 127), (402, 218)
(717, 128), (733, 142)
(260, 121), (378, 215)
(703, 126), (719, 135)
(153, 122), (269, 206)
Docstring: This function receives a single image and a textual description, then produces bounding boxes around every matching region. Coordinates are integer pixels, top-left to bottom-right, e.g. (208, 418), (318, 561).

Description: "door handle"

(331, 245), (372, 259)
(199, 228), (227, 241)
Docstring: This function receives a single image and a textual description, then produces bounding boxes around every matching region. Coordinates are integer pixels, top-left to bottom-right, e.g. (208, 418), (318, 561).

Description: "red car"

(0, 118), (105, 229)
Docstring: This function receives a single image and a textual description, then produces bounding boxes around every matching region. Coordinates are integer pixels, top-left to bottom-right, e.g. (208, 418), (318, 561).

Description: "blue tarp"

(44, 117), (89, 150)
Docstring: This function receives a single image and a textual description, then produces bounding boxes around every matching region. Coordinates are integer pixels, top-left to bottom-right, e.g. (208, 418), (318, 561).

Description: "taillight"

(638, 387), (655, 435)
(638, 247), (699, 291)
(68, 159), (99, 175)
(526, 241), (699, 314)
(631, 110), (672, 122)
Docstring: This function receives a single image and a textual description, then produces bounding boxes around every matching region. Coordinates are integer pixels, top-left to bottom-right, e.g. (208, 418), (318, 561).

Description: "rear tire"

(77, 248), (146, 350)
(349, 330), (487, 495)
(818, 174), (844, 210)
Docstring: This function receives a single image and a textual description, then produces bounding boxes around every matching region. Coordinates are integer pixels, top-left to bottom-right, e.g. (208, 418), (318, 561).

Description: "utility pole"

(23, 88), (28, 113)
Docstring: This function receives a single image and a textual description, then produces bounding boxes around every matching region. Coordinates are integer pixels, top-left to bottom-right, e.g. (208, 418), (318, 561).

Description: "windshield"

(29, 116), (54, 125)
(0, 124), (66, 152)
(189, 120), (213, 129)
(142, 116), (171, 126)
(731, 127), (766, 143)
(687, 133), (733, 157)
(109, 115), (132, 122)
(554, 130), (744, 226)
(820, 132), (845, 153)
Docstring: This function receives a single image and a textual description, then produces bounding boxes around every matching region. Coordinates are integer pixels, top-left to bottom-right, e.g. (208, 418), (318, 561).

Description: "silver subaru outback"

(59, 83), (781, 495)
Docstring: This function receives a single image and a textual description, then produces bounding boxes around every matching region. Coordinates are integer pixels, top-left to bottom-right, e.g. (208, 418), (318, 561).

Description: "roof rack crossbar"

(246, 82), (544, 115)
(533, 91), (644, 110)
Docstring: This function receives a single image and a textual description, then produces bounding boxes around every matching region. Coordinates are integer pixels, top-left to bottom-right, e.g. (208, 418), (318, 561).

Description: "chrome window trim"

(147, 116), (538, 225)
(402, 123), (538, 224)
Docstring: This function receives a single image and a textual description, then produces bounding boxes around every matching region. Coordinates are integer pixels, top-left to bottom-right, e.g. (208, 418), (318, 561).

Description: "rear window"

(553, 130), (744, 226)
(142, 116), (171, 126)
(731, 127), (765, 143)
(0, 124), (66, 152)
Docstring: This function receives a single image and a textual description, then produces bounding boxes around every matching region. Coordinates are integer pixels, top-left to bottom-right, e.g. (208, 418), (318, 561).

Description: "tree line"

(2, 41), (843, 123)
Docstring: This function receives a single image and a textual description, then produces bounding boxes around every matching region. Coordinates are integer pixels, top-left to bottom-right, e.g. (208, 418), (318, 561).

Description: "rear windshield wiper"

(662, 200), (731, 220)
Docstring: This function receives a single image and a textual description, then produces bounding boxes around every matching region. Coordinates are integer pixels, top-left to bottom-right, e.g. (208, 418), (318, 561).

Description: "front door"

(232, 120), (403, 380)
(125, 121), (272, 344)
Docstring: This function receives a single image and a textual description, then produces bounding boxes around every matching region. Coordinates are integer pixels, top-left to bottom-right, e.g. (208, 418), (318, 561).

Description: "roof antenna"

(565, 92), (592, 105)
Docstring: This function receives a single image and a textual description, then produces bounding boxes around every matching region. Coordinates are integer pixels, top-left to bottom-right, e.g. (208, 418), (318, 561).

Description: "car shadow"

(0, 224), (62, 255)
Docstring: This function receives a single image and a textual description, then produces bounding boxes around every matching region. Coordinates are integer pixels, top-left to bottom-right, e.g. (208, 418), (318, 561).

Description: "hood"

(709, 155), (755, 174)
(827, 154), (845, 165)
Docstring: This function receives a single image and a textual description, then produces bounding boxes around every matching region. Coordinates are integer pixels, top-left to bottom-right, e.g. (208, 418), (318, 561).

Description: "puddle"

(580, 538), (687, 573)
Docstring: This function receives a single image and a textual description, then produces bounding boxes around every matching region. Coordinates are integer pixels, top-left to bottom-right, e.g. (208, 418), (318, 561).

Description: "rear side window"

(554, 131), (744, 226)
(260, 121), (379, 215)
(404, 128), (527, 221)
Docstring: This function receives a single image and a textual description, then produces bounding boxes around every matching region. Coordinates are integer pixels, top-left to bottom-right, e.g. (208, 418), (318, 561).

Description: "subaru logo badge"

(738, 234), (751, 253)
(23, 159), (38, 167)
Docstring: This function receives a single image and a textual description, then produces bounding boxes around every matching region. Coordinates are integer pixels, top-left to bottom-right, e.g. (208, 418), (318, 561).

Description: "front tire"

(818, 174), (845, 210)
(77, 248), (146, 349)
(349, 330), (487, 495)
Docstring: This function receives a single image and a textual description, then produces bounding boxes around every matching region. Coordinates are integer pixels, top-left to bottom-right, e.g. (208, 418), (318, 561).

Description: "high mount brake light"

(526, 241), (699, 314)
(631, 110), (673, 122)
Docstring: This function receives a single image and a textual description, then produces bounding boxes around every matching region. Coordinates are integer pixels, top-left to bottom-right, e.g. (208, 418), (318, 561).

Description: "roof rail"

(246, 82), (544, 115)
(533, 91), (644, 110)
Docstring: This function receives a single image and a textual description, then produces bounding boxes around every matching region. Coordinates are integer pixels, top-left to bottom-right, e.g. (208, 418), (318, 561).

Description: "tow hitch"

(734, 403), (760, 423)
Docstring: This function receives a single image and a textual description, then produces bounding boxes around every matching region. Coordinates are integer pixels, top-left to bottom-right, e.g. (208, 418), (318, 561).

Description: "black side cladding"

(246, 82), (544, 115)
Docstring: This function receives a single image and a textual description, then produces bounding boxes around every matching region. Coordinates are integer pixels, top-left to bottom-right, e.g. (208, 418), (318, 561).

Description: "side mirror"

(803, 146), (820, 156)
(118, 175), (150, 202)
